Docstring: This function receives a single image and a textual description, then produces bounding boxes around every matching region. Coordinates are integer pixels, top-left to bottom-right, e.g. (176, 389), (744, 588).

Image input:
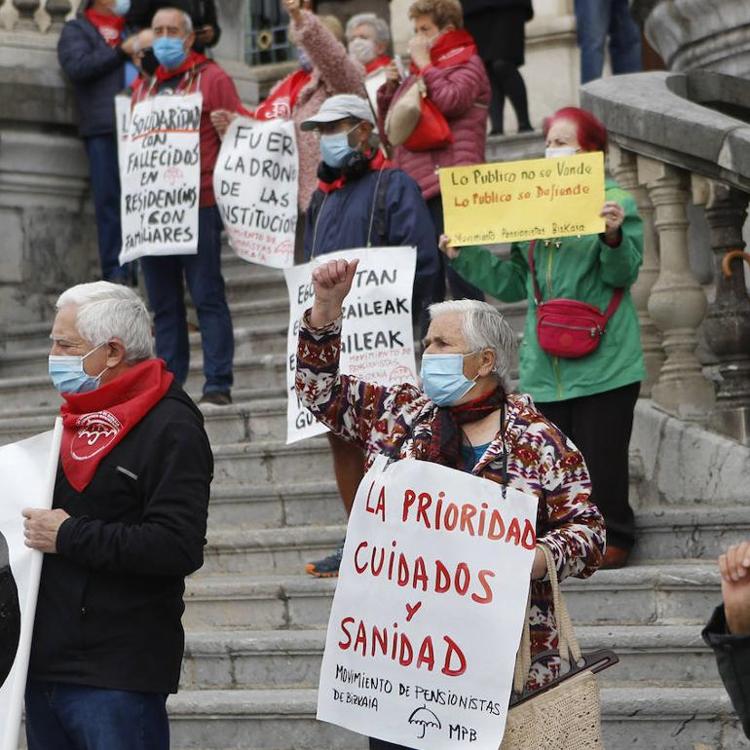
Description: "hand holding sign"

(600, 200), (625, 240)
(310, 259), (360, 328)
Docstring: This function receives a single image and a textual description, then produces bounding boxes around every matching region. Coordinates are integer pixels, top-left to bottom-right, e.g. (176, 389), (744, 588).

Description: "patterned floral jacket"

(296, 313), (606, 689)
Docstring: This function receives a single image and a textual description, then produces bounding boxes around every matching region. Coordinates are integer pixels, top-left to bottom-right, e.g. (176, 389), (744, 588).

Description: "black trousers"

(369, 740), (415, 750)
(536, 382), (640, 551)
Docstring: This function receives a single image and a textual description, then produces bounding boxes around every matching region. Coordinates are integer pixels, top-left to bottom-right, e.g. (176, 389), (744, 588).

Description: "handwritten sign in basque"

(0, 422), (62, 750)
(284, 246), (417, 444)
(114, 93), (131, 174)
(119, 92), (202, 264)
(317, 456), (538, 749)
(214, 117), (298, 269)
(439, 152), (606, 246)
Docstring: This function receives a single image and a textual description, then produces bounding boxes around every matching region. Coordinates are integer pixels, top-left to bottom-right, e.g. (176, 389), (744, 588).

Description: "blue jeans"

(574, 0), (642, 84)
(25, 681), (169, 750)
(83, 135), (133, 284)
(140, 206), (234, 394)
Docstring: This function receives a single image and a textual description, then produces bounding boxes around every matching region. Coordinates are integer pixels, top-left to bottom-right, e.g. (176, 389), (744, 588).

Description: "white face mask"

(545, 146), (579, 159)
(349, 37), (377, 65)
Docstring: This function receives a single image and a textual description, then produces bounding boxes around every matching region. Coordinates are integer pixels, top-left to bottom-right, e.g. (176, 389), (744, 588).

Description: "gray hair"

(153, 7), (194, 34)
(428, 299), (516, 391)
(56, 282), (153, 363)
(345, 13), (391, 45)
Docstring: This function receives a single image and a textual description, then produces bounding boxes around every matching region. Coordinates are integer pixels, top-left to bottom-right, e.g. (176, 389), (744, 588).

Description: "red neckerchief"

(154, 50), (208, 84)
(410, 28), (477, 74)
(365, 55), (392, 74)
(317, 150), (391, 194)
(417, 387), (505, 470)
(60, 359), (174, 492)
(85, 8), (125, 48)
(255, 68), (312, 120)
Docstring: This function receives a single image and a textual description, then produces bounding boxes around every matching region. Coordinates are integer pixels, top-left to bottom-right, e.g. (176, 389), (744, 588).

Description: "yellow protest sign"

(439, 152), (606, 246)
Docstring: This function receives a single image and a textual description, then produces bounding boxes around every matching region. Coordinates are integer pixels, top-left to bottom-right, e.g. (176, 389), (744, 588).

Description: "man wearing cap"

(300, 93), (440, 578)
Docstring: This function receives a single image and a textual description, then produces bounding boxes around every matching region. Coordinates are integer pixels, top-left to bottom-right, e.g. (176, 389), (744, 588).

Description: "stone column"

(697, 181), (750, 443)
(12, 0), (40, 30)
(45, 0), (71, 30)
(638, 156), (716, 420)
(609, 143), (663, 397)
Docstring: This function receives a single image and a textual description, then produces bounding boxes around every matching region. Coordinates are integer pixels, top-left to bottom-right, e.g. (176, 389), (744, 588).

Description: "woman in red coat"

(377, 0), (490, 308)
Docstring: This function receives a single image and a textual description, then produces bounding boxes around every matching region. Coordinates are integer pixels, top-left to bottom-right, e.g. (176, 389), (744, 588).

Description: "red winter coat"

(377, 38), (490, 201)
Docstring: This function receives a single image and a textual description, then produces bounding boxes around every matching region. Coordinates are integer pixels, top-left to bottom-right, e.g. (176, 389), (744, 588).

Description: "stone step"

(203, 524), (344, 576)
(184, 563), (721, 631)
(212, 438), (333, 488)
(180, 623), (719, 691)
(0, 358), (287, 413)
(225, 269), (288, 304)
(634, 507), (750, 561)
(207, 481), (342, 529)
(0, 325), (289, 379)
(231, 298), (291, 329)
(165, 686), (742, 750)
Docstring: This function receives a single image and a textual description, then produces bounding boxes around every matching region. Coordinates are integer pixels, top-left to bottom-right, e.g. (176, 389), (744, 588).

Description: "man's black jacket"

(703, 604), (750, 738)
(28, 381), (212, 694)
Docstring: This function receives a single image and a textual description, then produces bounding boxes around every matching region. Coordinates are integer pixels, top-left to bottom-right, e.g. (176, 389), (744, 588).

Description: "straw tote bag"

(500, 545), (618, 749)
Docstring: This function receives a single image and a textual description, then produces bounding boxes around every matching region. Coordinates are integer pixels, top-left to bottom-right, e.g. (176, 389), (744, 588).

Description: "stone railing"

(582, 70), (750, 444)
(0, 0), (79, 33)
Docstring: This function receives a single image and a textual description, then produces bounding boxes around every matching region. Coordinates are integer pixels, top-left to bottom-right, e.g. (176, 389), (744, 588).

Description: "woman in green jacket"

(441, 106), (645, 569)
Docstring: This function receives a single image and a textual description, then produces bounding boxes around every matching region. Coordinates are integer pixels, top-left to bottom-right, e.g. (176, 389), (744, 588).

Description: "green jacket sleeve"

(598, 190), (643, 288)
(449, 245), (528, 302)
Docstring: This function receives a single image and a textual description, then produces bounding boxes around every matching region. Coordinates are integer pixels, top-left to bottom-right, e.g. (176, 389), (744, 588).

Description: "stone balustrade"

(0, 0), (79, 32)
(582, 70), (750, 442)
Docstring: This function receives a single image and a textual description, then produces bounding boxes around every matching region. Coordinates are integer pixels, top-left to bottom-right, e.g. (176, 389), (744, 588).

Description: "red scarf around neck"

(365, 55), (392, 74)
(318, 150), (391, 193)
(60, 359), (174, 492)
(154, 50), (208, 84)
(85, 8), (125, 48)
(255, 68), (312, 120)
(410, 28), (477, 74)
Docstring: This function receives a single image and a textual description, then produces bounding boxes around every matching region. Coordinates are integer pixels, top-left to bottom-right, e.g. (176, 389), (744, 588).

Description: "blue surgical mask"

(545, 146), (578, 159)
(153, 36), (188, 69)
(49, 343), (108, 395)
(114, 0), (131, 16)
(319, 125), (359, 168)
(420, 352), (479, 407)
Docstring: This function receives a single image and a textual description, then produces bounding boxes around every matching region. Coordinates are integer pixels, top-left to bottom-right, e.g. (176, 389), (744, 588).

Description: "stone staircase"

(1, 248), (747, 749)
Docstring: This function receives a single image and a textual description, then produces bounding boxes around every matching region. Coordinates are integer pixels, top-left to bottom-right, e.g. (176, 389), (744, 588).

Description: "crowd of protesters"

(37, 1), (750, 749)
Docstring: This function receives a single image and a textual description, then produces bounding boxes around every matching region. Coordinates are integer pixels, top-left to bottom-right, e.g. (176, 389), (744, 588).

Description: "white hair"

(56, 282), (153, 363)
(345, 13), (391, 45)
(153, 7), (194, 34)
(428, 299), (517, 392)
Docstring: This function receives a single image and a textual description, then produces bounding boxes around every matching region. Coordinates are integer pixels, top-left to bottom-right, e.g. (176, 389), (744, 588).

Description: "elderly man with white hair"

(22, 281), (212, 750)
(345, 12), (392, 72)
(295, 259), (605, 726)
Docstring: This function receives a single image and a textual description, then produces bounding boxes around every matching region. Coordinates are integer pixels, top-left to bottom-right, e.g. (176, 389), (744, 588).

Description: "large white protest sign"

(317, 456), (538, 749)
(119, 91), (202, 264)
(0, 421), (62, 750)
(214, 117), (298, 269)
(285, 246), (417, 443)
(114, 93), (131, 174)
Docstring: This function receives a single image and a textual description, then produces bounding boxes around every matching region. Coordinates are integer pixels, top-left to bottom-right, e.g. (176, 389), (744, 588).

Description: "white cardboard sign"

(119, 91), (202, 264)
(284, 246), (418, 443)
(317, 456), (538, 749)
(213, 117), (298, 269)
(0, 422), (63, 750)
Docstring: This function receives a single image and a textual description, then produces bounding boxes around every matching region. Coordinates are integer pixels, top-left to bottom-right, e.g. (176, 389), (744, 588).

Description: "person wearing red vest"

(130, 7), (242, 406)
(23, 281), (212, 750)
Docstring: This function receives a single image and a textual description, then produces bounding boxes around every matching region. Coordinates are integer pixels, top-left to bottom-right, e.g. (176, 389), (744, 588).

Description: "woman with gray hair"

(296, 259), (605, 732)
(345, 12), (391, 72)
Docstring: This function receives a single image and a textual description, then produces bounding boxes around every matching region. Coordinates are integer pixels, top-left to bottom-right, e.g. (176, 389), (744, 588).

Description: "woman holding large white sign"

(296, 258), (606, 748)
